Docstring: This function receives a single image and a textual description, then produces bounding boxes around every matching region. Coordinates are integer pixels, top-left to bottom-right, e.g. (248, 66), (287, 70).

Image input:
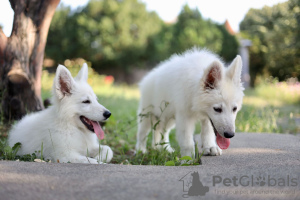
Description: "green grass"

(239, 78), (300, 134)
(0, 66), (299, 165)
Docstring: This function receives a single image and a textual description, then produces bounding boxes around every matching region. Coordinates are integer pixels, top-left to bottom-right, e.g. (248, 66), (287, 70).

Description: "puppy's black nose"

(103, 111), (111, 119)
(224, 132), (234, 138)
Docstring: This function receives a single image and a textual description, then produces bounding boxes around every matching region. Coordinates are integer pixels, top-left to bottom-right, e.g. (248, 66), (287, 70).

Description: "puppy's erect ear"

(55, 65), (75, 99)
(203, 61), (223, 90)
(226, 55), (242, 85)
(75, 63), (88, 82)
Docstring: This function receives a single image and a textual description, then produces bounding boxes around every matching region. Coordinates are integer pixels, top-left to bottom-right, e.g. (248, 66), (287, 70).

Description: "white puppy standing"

(136, 49), (244, 158)
(9, 64), (113, 164)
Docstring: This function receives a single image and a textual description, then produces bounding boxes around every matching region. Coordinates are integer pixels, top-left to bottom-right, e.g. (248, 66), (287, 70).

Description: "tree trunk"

(0, 0), (60, 122)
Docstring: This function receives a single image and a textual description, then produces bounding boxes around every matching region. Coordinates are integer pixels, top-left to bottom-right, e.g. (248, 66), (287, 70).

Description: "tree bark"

(0, 0), (60, 122)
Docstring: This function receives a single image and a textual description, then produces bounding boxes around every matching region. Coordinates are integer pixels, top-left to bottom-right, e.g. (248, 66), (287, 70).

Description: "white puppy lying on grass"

(9, 64), (113, 164)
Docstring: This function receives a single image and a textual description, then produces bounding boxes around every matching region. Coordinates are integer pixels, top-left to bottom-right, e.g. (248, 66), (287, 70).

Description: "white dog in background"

(136, 48), (244, 158)
(9, 64), (113, 164)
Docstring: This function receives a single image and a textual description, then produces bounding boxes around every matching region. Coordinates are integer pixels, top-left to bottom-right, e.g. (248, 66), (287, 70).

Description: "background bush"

(46, 0), (239, 72)
(240, 0), (300, 85)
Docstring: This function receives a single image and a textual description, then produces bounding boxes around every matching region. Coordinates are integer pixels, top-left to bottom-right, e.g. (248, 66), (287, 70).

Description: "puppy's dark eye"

(82, 100), (90, 104)
(233, 107), (237, 112)
(213, 107), (222, 113)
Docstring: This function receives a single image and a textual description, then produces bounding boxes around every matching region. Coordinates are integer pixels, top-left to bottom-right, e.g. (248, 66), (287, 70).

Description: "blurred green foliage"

(46, 0), (238, 71)
(169, 5), (222, 54)
(240, 0), (300, 85)
(47, 0), (163, 70)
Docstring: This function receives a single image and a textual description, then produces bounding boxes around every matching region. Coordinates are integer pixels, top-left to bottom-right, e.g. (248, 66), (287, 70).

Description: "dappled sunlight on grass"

(240, 79), (300, 134)
(236, 105), (280, 133)
(243, 96), (283, 107)
(93, 84), (139, 100)
(244, 78), (300, 107)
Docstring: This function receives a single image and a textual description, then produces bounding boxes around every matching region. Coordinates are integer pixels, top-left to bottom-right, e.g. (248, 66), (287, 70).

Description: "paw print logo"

(255, 176), (266, 186)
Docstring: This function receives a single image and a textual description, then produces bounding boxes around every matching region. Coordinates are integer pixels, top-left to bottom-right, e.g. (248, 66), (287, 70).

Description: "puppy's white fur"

(9, 64), (113, 164)
(136, 48), (244, 157)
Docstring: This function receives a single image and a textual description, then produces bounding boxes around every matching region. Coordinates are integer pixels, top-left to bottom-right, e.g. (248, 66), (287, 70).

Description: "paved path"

(0, 133), (300, 200)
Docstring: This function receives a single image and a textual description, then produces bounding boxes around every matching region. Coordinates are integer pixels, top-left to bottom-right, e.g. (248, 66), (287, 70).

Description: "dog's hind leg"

(152, 119), (175, 153)
(152, 124), (162, 150)
(161, 128), (175, 153)
(160, 119), (175, 153)
(136, 115), (151, 153)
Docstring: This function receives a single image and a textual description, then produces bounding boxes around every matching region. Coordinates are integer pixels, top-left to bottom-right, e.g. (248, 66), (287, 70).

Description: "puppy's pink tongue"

(91, 121), (104, 140)
(216, 134), (230, 149)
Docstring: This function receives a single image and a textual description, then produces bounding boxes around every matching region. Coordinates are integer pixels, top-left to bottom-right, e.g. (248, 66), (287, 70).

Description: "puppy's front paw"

(202, 146), (222, 156)
(164, 145), (175, 153)
(96, 145), (113, 163)
(154, 144), (174, 153)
